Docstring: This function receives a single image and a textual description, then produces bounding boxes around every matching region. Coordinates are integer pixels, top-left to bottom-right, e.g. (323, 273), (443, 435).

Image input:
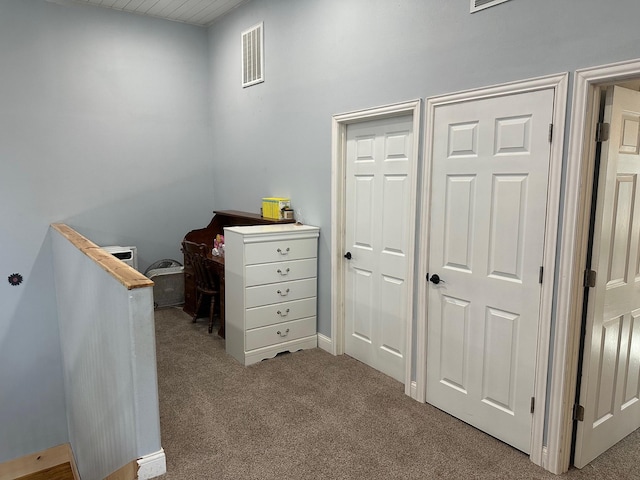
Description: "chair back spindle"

(181, 240), (220, 334)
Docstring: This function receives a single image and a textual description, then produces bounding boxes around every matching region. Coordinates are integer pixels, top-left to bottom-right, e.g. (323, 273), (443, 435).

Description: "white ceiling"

(62, 0), (248, 27)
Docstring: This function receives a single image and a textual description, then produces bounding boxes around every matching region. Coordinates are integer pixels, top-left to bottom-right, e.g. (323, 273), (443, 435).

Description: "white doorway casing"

(417, 73), (568, 468)
(331, 100), (421, 395)
(549, 58), (640, 475)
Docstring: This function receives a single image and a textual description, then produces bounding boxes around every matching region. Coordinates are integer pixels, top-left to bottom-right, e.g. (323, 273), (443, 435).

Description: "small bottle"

(282, 207), (294, 220)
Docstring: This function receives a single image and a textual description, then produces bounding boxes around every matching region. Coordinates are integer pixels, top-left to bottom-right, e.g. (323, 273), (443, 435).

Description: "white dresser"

(224, 224), (320, 366)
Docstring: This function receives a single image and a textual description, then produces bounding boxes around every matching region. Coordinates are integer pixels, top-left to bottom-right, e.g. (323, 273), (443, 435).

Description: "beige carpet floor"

(154, 307), (639, 479)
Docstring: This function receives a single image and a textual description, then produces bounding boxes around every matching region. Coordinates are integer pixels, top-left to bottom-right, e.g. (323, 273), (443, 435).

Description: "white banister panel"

(50, 224), (164, 480)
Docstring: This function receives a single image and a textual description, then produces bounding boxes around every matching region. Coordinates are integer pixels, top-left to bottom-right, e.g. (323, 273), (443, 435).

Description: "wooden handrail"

(51, 223), (153, 290)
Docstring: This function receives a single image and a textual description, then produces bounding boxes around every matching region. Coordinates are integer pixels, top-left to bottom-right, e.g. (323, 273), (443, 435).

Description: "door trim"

(331, 100), (421, 395)
(417, 73), (568, 467)
(548, 57), (640, 475)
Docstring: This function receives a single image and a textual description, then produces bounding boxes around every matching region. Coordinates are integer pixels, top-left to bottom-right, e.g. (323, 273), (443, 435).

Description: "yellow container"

(262, 197), (291, 219)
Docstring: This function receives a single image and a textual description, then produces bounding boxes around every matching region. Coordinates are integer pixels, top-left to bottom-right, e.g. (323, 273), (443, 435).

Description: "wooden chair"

(181, 240), (220, 334)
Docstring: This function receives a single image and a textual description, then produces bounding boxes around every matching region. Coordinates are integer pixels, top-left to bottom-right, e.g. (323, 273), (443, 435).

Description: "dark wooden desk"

(182, 210), (295, 335)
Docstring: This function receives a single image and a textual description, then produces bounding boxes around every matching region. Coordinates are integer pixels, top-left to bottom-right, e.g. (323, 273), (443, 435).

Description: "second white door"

(344, 115), (414, 383)
(426, 89), (555, 453)
(574, 85), (640, 468)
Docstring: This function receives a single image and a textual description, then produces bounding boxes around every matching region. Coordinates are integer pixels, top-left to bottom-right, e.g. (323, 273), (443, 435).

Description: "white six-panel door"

(426, 89), (555, 453)
(574, 85), (640, 468)
(344, 115), (413, 383)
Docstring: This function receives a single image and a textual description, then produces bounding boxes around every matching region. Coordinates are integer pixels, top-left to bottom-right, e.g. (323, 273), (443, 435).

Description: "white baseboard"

(317, 333), (333, 354)
(137, 449), (166, 480)
(410, 381), (418, 400)
(539, 445), (550, 471)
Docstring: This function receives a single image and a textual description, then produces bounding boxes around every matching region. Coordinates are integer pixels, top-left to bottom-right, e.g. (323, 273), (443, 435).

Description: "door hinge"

(548, 123), (553, 143)
(530, 397), (535, 414)
(538, 266), (544, 284)
(573, 404), (585, 422)
(596, 122), (610, 143)
(584, 269), (597, 288)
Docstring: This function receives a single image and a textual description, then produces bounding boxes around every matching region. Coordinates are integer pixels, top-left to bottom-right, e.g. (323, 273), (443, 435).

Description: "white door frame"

(547, 58), (640, 475)
(330, 100), (421, 395)
(416, 73), (568, 468)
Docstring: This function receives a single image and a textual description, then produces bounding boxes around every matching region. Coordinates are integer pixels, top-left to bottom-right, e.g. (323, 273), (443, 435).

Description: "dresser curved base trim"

(243, 335), (318, 366)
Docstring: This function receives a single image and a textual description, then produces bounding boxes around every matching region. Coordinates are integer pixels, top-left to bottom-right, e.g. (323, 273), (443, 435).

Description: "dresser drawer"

(245, 258), (317, 287)
(245, 297), (317, 330)
(245, 238), (317, 265)
(245, 278), (316, 308)
(245, 316), (316, 351)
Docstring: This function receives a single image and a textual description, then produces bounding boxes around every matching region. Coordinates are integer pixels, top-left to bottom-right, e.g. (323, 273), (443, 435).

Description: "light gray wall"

(207, 0), (640, 339)
(0, 0), (212, 462)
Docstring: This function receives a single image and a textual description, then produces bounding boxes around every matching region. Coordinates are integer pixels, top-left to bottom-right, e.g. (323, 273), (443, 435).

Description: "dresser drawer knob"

(277, 247), (290, 255)
(277, 308), (290, 317)
(277, 288), (290, 296)
(276, 268), (290, 276)
(277, 328), (290, 337)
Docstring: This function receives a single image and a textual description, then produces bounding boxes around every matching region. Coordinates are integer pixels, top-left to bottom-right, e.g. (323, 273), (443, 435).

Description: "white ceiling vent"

(470, 0), (511, 13)
(242, 22), (264, 88)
